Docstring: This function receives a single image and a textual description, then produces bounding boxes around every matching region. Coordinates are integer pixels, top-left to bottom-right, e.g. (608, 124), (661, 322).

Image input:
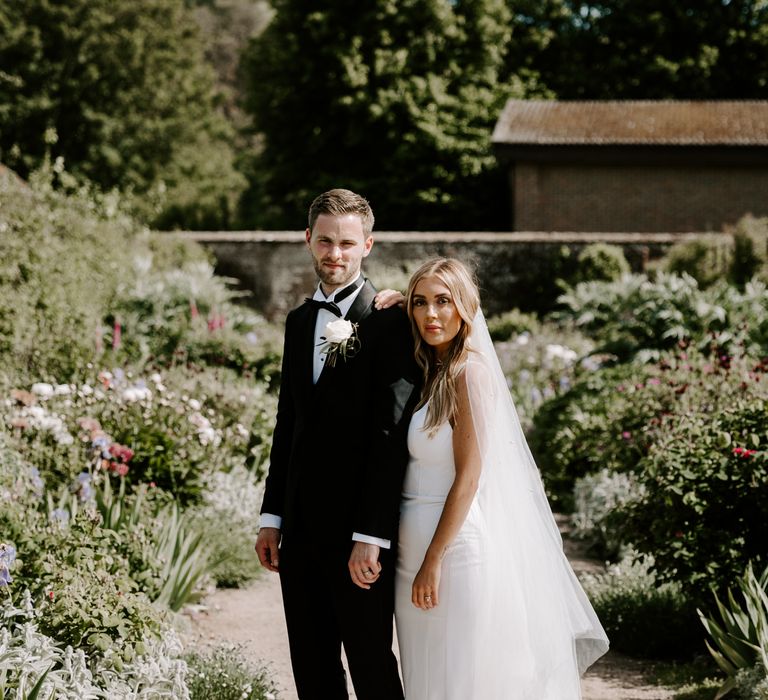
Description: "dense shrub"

(530, 359), (664, 508)
(555, 272), (768, 363)
(623, 392), (768, 597)
(109, 258), (282, 382)
(0, 169), (135, 381)
(487, 308), (542, 342)
(661, 235), (731, 288)
(0, 452), (167, 662)
(570, 243), (631, 285)
(580, 551), (702, 659)
(533, 347), (768, 596)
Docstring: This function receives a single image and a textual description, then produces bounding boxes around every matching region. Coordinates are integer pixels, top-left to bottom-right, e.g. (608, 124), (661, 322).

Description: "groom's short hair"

(308, 189), (375, 237)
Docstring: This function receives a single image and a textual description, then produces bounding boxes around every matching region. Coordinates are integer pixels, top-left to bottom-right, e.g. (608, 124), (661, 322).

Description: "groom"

(255, 189), (419, 699)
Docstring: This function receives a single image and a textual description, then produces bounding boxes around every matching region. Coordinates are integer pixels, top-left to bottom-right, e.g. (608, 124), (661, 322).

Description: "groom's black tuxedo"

(261, 279), (419, 700)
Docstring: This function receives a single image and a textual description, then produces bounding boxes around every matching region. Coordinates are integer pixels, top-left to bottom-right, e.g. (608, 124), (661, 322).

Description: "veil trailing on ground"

(463, 310), (608, 698)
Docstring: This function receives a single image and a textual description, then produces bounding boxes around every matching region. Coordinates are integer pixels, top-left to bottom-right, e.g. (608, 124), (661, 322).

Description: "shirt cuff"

(260, 513), (282, 529)
(352, 532), (391, 549)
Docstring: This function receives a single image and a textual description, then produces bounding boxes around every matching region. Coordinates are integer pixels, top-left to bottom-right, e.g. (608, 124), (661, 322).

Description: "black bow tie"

(305, 298), (342, 316)
(304, 277), (364, 317)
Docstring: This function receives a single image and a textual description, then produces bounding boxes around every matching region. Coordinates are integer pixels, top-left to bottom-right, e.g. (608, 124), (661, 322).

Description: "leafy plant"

(555, 272), (768, 363)
(571, 469), (644, 558)
(184, 644), (277, 700)
(698, 562), (768, 698)
(151, 504), (214, 612)
(570, 242), (631, 285)
(662, 236), (732, 288)
(487, 308), (542, 342)
(623, 391), (768, 598)
(580, 550), (703, 659)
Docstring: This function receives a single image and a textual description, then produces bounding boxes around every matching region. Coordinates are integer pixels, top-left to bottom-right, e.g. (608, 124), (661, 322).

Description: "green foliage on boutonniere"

(320, 319), (360, 368)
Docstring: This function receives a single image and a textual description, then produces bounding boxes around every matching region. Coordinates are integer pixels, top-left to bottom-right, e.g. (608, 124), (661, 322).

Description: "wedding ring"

(364, 569), (374, 576)
(425, 595), (432, 601)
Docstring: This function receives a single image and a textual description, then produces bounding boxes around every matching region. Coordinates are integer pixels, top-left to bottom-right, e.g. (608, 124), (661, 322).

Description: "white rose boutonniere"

(320, 318), (360, 368)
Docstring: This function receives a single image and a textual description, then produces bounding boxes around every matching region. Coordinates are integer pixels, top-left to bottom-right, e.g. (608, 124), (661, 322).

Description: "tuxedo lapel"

(312, 280), (377, 392)
(345, 279), (377, 324)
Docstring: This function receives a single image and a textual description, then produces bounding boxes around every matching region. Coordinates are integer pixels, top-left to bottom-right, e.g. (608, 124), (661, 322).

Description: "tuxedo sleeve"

(259, 313), (296, 520)
(354, 308), (417, 541)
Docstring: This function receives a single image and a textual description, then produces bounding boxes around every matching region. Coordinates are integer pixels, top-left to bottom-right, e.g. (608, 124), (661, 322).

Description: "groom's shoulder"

(365, 305), (412, 348)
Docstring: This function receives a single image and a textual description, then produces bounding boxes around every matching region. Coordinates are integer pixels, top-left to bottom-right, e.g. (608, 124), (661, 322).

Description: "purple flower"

(0, 543), (16, 586)
(72, 472), (94, 502)
(50, 508), (70, 525)
(29, 467), (45, 496)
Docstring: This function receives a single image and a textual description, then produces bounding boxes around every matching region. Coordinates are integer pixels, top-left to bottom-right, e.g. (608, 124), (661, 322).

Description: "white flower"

(56, 432), (74, 446)
(515, 333), (530, 346)
(324, 319), (354, 344)
(122, 386), (152, 403)
(54, 384), (72, 395)
(198, 426), (219, 446)
(26, 405), (45, 419)
(150, 372), (163, 384)
(235, 423), (249, 438)
(545, 344), (578, 365)
(189, 412), (209, 429)
(187, 398), (201, 411)
(80, 383), (94, 396)
(31, 383), (54, 399)
(246, 331), (259, 345)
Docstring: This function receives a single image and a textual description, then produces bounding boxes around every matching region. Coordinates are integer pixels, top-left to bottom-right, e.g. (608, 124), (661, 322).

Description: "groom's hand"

(255, 527), (281, 572)
(349, 542), (382, 590)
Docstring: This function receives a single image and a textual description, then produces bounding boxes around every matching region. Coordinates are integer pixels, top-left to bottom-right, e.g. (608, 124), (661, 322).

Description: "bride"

(394, 257), (609, 699)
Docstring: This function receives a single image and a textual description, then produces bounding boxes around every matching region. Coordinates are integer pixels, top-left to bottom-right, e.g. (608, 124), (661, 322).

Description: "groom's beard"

(313, 257), (359, 289)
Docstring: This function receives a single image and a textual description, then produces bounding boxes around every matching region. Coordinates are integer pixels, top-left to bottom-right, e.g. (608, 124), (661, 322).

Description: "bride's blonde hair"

(406, 258), (480, 434)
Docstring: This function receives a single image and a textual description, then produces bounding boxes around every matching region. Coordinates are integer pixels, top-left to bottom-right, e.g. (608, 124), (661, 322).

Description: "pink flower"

(109, 443), (134, 463)
(621, 431), (632, 440)
(112, 320), (122, 351)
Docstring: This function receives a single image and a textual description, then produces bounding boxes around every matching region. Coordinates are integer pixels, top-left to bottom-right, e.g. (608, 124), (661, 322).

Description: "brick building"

(491, 100), (768, 233)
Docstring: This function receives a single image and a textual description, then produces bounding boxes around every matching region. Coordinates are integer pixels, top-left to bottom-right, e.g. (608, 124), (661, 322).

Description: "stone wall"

(178, 230), (713, 321)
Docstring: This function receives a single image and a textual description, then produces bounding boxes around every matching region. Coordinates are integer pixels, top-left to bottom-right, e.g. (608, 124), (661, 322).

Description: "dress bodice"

(403, 403), (454, 500)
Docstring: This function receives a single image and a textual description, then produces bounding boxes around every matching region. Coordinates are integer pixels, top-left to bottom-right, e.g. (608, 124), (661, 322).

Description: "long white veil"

(464, 310), (608, 697)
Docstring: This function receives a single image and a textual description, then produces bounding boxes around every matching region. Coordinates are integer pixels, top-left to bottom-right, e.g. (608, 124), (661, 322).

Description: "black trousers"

(279, 534), (403, 700)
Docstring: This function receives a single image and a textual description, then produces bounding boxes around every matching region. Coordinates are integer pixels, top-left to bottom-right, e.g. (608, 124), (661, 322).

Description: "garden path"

(188, 517), (676, 700)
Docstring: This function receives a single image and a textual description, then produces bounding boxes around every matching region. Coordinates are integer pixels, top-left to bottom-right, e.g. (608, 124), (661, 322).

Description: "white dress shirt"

(260, 276), (391, 549)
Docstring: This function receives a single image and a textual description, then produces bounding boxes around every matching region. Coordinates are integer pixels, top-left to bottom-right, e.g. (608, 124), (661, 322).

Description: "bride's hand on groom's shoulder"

(374, 289), (405, 310)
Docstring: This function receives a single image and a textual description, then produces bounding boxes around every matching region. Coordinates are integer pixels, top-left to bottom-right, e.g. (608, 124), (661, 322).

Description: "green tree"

(240, 0), (527, 230)
(0, 0), (245, 229)
(526, 0), (768, 99)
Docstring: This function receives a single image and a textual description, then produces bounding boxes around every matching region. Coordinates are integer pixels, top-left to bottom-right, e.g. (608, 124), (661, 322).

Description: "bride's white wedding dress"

(396, 402), (490, 699)
(394, 314), (608, 700)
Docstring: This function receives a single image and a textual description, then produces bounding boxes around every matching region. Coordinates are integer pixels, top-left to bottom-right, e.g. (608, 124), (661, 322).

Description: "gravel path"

(188, 518), (676, 700)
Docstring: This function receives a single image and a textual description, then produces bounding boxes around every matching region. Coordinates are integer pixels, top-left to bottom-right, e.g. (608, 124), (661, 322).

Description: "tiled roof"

(492, 100), (768, 146)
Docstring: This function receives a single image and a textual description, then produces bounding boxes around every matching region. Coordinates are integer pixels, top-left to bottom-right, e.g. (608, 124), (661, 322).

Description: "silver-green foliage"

(572, 469), (644, 558)
(0, 591), (189, 699)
